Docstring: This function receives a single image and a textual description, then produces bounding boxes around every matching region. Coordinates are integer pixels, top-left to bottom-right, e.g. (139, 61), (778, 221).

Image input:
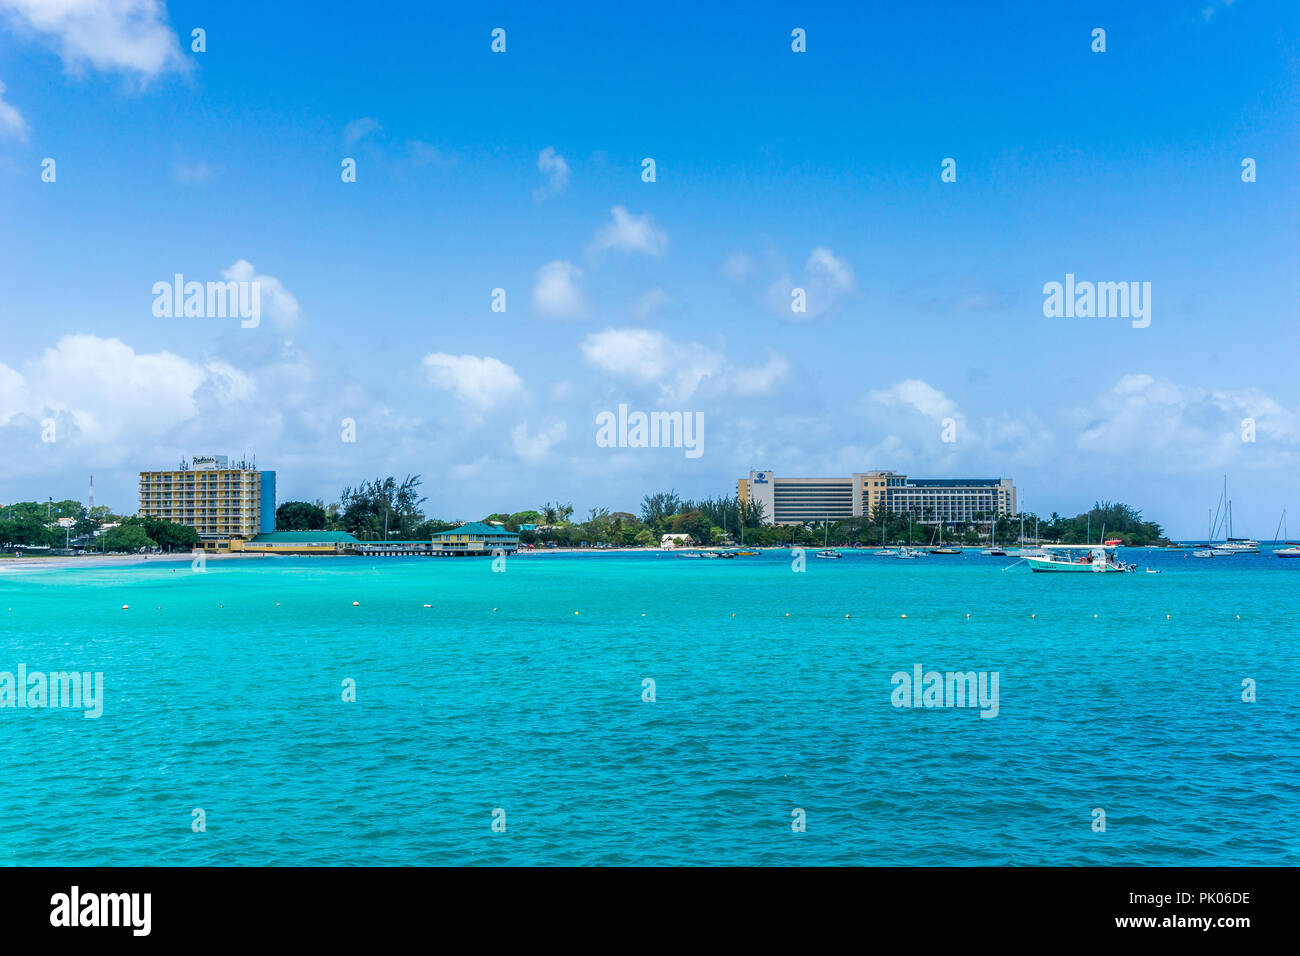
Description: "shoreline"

(0, 553), (275, 574)
(0, 542), (1220, 574)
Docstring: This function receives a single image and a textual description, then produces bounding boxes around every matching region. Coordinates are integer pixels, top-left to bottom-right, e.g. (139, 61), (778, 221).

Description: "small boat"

(875, 548), (899, 556)
(1144, 567), (1161, 574)
(718, 551), (737, 559)
(734, 550), (758, 556)
(1192, 506), (1229, 557)
(895, 548), (922, 560)
(926, 520), (961, 554)
(980, 547), (1007, 556)
(1270, 510), (1300, 557)
(815, 549), (842, 559)
(676, 552), (703, 559)
(1025, 544), (1134, 573)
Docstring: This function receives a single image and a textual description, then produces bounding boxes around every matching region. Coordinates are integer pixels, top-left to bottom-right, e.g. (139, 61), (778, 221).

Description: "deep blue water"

(1, 548), (1296, 865)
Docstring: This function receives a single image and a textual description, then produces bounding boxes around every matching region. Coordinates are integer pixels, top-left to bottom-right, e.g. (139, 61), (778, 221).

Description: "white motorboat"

(1025, 544), (1134, 573)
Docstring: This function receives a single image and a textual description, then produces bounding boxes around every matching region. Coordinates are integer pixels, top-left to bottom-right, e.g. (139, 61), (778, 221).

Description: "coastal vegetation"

(0, 500), (198, 552)
(3, 478), (1166, 553)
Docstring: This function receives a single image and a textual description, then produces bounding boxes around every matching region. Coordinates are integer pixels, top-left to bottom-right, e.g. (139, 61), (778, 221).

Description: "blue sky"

(1, 0), (1297, 537)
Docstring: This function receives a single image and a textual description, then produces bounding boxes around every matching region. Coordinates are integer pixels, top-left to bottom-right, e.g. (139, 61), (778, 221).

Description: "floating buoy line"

(108, 602), (1255, 625)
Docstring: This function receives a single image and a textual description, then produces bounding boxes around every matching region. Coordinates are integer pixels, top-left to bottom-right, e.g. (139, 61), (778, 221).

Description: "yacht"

(1219, 538), (1259, 553)
(979, 512), (1006, 555)
(1271, 510), (1300, 557)
(927, 520), (962, 554)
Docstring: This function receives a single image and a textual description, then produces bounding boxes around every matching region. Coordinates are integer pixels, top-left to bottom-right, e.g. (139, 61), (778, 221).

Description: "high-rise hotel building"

(139, 455), (276, 549)
(737, 470), (1017, 526)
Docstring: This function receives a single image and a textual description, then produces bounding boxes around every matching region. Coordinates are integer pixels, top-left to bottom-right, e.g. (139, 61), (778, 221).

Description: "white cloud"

(806, 246), (854, 293)
(11, 334), (209, 443)
(344, 116), (381, 144)
(579, 328), (787, 404)
(722, 251), (753, 282)
(421, 353), (524, 412)
(511, 420), (567, 461)
(405, 140), (451, 167)
(1068, 374), (1299, 470)
(590, 206), (668, 256)
(766, 246), (855, 320)
(221, 260), (301, 332)
(0, 79), (27, 140)
(847, 378), (1055, 470)
(729, 353), (790, 397)
(0, 0), (187, 79)
(173, 159), (214, 183)
(531, 260), (587, 319)
(631, 287), (672, 319)
(0, 360), (25, 424)
(532, 146), (570, 201)
(867, 379), (959, 422)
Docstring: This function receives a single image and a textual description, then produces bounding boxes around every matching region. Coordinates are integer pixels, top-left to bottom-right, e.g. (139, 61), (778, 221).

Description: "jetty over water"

(227, 523), (520, 557)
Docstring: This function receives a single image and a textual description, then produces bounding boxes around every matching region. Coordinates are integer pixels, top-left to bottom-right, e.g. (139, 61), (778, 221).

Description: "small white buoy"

(845, 614), (851, 619)
(352, 601), (360, 606)
(901, 614), (907, 619)
(965, 613), (971, 619)
(423, 604), (432, 608)
(121, 605), (129, 610)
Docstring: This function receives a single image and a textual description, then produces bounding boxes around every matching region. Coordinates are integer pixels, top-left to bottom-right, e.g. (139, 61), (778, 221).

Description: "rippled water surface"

(1, 549), (1297, 865)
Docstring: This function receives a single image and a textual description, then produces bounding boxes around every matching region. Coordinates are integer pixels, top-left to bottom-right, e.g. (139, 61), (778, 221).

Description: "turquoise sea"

(1, 548), (1297, 866)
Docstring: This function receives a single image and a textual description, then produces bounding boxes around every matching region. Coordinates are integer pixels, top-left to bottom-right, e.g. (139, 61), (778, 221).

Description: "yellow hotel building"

(139, 455), (276, 550)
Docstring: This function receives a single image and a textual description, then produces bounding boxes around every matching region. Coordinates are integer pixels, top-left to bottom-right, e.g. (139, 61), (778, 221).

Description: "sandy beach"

(0, 546), (776, 572)
(0, 552), (276, 574)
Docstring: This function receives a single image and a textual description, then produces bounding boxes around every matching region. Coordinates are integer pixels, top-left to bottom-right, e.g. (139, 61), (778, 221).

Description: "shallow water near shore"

(1, 548), (1296, 866)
